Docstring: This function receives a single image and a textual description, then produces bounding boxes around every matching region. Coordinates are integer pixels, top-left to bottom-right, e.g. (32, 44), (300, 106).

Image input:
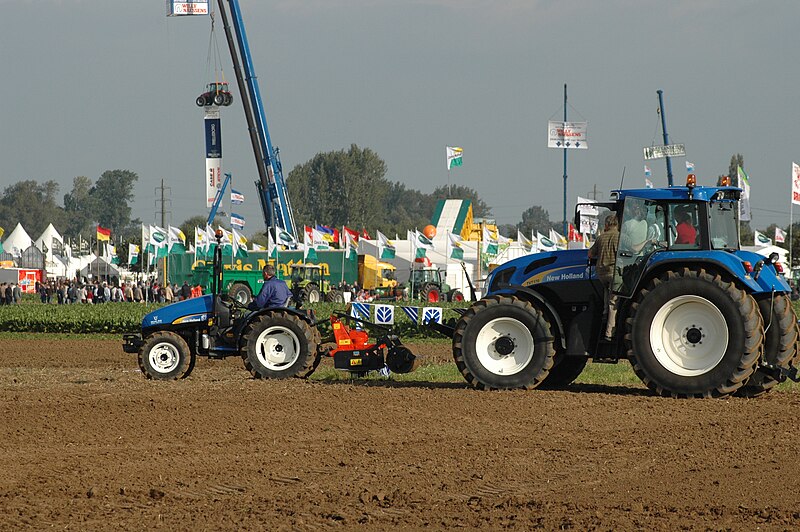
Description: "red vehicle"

(196, 82), (233, 107)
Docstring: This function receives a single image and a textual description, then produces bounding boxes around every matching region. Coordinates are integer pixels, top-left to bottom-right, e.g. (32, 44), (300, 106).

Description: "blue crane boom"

(215, 0), (297, 241)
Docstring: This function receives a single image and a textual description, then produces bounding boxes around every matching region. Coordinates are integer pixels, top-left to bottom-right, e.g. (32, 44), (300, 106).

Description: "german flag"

(97, 226), (111, 241)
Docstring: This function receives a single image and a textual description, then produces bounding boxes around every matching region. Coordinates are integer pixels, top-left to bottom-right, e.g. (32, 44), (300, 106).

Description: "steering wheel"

(219, 293), (248, 310)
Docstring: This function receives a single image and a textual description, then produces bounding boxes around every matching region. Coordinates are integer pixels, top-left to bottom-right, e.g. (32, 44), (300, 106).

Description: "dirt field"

(3, 338), (800, 530)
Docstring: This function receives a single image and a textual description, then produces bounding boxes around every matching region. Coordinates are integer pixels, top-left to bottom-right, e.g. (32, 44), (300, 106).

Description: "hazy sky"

(1, 0), (798, 234)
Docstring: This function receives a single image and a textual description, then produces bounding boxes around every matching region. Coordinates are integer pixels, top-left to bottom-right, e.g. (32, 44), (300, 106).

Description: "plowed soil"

(2, 338), (800, 530)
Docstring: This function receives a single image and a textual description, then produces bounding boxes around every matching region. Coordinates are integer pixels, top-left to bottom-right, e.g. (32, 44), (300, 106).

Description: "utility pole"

(154, 179), (172, 285)
(587, 184), (601, 201)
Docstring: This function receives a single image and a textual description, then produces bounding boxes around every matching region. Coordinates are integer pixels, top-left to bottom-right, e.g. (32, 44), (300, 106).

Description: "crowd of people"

(10, 278), (206, 304)
(0, 282), (23, 305)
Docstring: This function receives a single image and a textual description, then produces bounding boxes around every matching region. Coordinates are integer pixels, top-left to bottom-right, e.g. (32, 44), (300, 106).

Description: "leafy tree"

(517, 205), (554, 237)
(93, 169), (138, 234)
(0, 180), (65, 237)
(63, 175), (97, 239)
(288, 144), (389, 231)
(497, 224), (517, 238)
(739, 221), (753, 247)
(178, 215), (210, 247)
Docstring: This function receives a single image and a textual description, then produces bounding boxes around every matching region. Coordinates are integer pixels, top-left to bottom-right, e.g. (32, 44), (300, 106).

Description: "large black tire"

(242, 311), (317, 379)
(300, 284), (321, 304)
(452, 295), (555, 390)
(223, 93), (233, 106)
(538, 356), (588, 389)
(138, 331), (193, 380)
(229, 282), (252, 305)
(627, 268), (763, 398)
(738, 294), (799, 397)
(422, 284), (441, 303)
(213, 93), (225, 106)
(325, 289), (344, 303)
(196, 95), (206, 107)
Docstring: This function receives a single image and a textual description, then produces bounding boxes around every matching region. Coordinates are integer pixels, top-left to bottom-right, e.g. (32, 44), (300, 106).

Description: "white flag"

(754, 230), (772, 247)
(517, 230), (533, 253)
(446, 146), (463, 170)
(792, 162), (800, 206)
(775, 227), (786, 244)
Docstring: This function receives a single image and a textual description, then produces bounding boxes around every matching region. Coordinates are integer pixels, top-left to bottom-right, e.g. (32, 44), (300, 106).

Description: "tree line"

(0, 147), (791, 259)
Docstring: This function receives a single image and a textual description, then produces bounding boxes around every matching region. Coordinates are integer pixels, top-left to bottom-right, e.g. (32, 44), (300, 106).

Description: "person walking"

(588, 214), (620, 342)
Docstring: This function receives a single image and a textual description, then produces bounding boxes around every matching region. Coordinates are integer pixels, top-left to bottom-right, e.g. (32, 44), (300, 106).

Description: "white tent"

(3, 223), (33, 257)
(34, 223), (66, 276)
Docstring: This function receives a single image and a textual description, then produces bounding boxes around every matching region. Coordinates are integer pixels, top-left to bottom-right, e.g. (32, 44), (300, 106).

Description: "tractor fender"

(638, 254), (768, 296)
(499, 285), (568, 351)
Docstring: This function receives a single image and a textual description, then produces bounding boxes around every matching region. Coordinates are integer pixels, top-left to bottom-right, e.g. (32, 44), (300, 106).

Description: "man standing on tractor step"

(248, 264), (292, 310)
(588, 214), (620, 342)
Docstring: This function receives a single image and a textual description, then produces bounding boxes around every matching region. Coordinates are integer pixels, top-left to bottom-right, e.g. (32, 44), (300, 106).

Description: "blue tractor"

(123, 233), (320, 380)
(450, 176), (798, 397)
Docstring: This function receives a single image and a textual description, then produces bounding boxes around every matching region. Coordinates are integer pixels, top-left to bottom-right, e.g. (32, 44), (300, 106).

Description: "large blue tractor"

(450, 177), (798, 397)
(123, 232), (320, 380)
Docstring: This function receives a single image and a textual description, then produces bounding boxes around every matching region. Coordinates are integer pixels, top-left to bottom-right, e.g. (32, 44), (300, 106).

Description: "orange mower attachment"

(326, 313), (418, 375)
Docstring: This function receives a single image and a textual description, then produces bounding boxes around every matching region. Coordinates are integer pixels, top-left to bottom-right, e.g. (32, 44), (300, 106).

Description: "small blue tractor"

(446, 175), (799, 397)
(123, 232), (320, 380)
(123, 232), (416, 380)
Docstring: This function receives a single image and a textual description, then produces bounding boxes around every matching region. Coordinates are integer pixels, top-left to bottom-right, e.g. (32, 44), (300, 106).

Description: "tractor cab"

(288, 264), (344, 304)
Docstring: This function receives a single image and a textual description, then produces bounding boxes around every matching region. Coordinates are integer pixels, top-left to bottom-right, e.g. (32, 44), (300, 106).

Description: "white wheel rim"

(474, 317), (535, 376)
(254, 326), (301, 370)
(650, 295), (728, 376)
(308, 291), (320, 303)
(149, 341), (180, 374)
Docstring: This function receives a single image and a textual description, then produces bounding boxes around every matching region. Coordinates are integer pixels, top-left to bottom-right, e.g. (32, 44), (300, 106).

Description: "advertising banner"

(548, 121), (588, 149)
(205, 108), (222, 208)
(166, 1), (209, 16)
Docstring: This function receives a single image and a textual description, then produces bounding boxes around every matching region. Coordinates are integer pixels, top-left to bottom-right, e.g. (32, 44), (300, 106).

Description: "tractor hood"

(142, 295), (214, 329)
(485, 250), (590, 295)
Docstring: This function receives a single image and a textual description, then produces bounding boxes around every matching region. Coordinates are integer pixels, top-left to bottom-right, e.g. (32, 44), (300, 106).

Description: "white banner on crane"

(548, 121), (588, 149)
(205, 108), (222, 208)
(167, 1), (209, 16)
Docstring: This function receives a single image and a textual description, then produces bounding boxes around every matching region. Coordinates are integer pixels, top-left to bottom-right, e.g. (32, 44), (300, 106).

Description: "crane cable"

(203, 6), (228, 92)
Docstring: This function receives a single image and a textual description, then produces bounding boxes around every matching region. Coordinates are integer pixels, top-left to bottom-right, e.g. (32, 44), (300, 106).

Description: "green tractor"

(289, 264), (344, 304)
(408, 264), (464, 303)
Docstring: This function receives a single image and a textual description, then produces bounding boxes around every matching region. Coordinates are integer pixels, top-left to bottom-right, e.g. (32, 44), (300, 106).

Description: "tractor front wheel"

(242, 311), (317, 378)
(453, 295), (555, 390)
(138, 331), (194, 380)
(301, 284), (321, 304)
(447, 289), (465, 302)
(627, 268), (762, 397)
(325, 289), (345, 303)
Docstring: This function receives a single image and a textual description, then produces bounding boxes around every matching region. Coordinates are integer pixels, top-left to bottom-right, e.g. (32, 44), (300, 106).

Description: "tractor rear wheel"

(229, 282), (252, 305)
(453, 295), (555, 390)
(737, 294), (799, 397)
(627, 268), (762, 398)
(138, 331), (194, 380)
(213, 93), (225, 106)
(422, 284), (441, 303)
(242, 311), (317, 378)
